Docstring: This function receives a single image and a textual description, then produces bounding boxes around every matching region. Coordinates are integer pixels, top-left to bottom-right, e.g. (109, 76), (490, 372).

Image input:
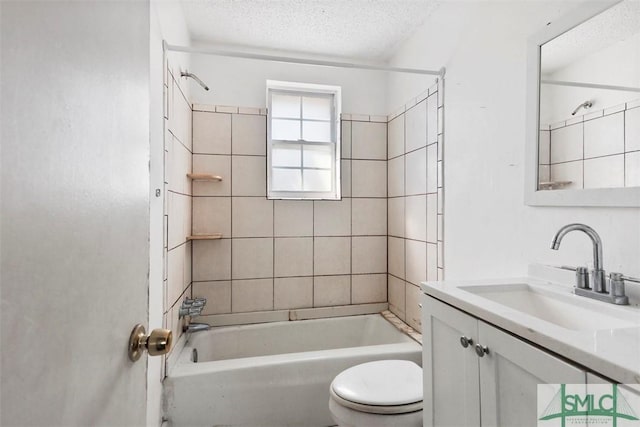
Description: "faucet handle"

(575, 267), (590, 289)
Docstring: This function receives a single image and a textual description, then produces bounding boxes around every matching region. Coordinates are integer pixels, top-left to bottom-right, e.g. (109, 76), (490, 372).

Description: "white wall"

(188, 50), (388, 115)
(387, 1), (640, 281)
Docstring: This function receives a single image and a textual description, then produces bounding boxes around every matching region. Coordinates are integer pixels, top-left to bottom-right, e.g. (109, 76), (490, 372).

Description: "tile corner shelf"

(187, 233), (223, 241)
(187, 173), (223, 182)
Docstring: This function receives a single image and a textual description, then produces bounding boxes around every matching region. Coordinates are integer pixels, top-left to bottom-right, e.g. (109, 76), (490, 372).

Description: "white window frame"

(266, 80), (342, 200)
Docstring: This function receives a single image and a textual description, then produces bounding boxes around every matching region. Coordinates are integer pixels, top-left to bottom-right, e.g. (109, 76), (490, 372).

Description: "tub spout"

(184, 322), (210, 333)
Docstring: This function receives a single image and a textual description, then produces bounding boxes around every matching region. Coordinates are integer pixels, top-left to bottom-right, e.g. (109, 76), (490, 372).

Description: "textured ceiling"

(180, 0), (440, 61)
(542, 0), (640, 74)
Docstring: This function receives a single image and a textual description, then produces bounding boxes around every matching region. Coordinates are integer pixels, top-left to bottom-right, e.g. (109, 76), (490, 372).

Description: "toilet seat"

(330, 360), (423, 415)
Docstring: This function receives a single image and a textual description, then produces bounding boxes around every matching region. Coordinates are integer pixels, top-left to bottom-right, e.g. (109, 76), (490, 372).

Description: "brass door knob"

(128, 324), (173, 362)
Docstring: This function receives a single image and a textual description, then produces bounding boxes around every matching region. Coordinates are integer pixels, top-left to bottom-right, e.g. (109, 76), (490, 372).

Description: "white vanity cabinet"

(422, 294), (586, 427)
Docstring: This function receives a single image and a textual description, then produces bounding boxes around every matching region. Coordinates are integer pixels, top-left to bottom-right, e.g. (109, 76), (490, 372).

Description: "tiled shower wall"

(387, 81), (444, 332)
(190, 106), (389, 324)
(164, 64), (193, 349)
(539, 99), (640, 189)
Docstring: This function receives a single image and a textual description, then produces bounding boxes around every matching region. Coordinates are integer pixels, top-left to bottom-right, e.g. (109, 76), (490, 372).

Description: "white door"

(422, 295), (481, 427)
(478, 321), (586, 427)
(1, 1), (151, 425)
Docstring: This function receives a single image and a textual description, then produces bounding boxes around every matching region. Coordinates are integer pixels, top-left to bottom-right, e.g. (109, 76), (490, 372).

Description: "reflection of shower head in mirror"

(571, 100), (593, 116)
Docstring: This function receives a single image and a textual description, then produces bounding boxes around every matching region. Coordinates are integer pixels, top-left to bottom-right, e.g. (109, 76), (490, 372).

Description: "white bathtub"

(163, 314), (422, 427)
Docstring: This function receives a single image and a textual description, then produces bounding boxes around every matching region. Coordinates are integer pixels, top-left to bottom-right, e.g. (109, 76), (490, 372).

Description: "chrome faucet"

(179, 298), (211, 332)
(551, 223), (628, 305)
(551, 223), (606, 292)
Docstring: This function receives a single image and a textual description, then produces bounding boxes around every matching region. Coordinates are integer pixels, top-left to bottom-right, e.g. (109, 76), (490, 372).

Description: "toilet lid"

(331, 360), (423, 406)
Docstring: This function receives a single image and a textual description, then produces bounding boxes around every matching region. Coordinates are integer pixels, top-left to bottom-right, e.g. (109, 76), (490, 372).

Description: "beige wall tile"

(388, 275), (406, 320)
(352, 160), (386, 197)
(274, 237), (313, 277)
(314, 275), (350, 307)
(352, 121), (387, 160)
(314, 199), (351, 236)
(388, 114), (405, 159)
(427, 144), (438, 194)
(232, 238), (273, 279)
(405, 195), (426, 241)
(192, 281), (231, 315)
(352, 236), (387, 274)
(626, 107), (640, 152)
(341, 120), (352, 159)
(192, 155), (231, 196)
(427, 243), (438, 281)
(626, 151), (640, 187)
(405, 283), (422, 332)
(584, 154), (624, 189)
(388, 156), (404, 197)
(167, 244), (185, 307)
(232, 278), (273, 312)
(388, 236), (405, 279)
(405, 99), (427, 152)
(192, 239), (231, 281)
(388, 197), (405, 238)
(550, 123), (583, 163)
(193, 112), (231, 154)
(550, 161), (583, 189)
(168, 135), (192, 195)
(232, 197), (273, 237)
(426, 193), (438, 243)
(232, 114), (266, 155)
(192, 197), (231, 237)
(584, 112), (624, 159)
(274, 200), (313, 237)
(232, 155), (266, 196)
(405, 239), (426, 286)
(405, 147), (426, 195)
(274, 277), (313, 310)
(314, 237), (351, 275)
(352, 198), (387, 236)
(341, 160), (351, 197)
(352, 274), (387, 304)
(427, 94), (438, 145)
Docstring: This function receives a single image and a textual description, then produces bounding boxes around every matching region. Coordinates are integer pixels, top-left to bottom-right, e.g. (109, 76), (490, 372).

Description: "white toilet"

(328, 360), (423, 427)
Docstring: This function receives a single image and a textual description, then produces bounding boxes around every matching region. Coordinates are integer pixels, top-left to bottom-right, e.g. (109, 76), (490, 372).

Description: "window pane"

(302, 121), (331, 142)
(272, 168), (302, 191)
(272, 119), (300, 141)
(303, 169), (332, 192)
(303, 144), (333, 169)
(303, 96), (331, 120)
(272, 144), (301, 167)
(272, 94), (300, 119)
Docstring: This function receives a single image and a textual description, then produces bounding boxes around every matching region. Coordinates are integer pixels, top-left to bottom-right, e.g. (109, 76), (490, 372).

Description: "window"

(267, 80), (341, 199)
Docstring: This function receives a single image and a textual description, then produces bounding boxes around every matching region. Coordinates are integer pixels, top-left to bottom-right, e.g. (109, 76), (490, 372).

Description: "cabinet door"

(422, 295), (480, 427)
(478, 321), (586, 427)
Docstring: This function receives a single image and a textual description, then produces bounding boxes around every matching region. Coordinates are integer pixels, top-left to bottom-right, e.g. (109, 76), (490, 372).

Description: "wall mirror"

(525, 0), (640, 207)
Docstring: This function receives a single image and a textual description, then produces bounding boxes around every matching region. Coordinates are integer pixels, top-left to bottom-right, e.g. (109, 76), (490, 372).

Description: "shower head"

(181, 71), (210, 91)
(571, 100), (593, 116)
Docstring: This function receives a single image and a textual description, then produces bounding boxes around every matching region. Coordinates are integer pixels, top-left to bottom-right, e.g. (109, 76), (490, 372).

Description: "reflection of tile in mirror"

(584, 155), (624, 189)
(626, 107), (640, 152)
(550, 124), (583, 163)
(539, 130), (551, 164)
(539, 165), (550, 183)
(584, 113), (624, 159)
(626, 151), (640, 187)
(550, 161), (583, 189)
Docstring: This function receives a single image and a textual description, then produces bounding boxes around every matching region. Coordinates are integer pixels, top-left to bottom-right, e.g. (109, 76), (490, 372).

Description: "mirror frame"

(525, 0), (640, 207)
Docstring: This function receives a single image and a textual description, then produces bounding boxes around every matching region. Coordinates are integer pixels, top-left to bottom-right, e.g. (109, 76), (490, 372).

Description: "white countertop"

(420, 267), (640, 385)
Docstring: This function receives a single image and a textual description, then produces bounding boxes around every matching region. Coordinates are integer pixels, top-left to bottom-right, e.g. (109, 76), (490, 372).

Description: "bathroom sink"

(458, 283), (638, 332)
